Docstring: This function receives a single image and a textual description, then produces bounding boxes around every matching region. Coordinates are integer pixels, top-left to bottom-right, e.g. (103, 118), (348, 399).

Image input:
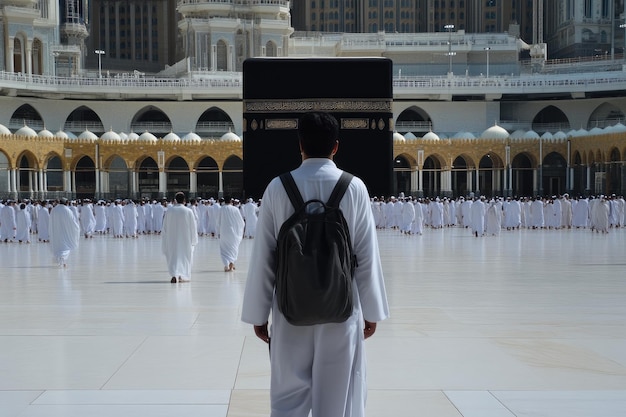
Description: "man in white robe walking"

(218, 197), (244, 271)
(49, 198), (80, 267)
(241, 112), (389, 417)
(161, 192), (198, 283)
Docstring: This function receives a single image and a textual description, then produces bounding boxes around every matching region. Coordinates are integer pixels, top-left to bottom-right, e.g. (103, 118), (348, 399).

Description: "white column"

(10, 169), (17, 194)
(418, 169), (423, 193)
(64, 170), (71, 193)
(159, 171), (167, 197)
(218, 171), (224, 197)
(476, 168), (480, 195)
(7, 40), (14, 73)
(410, 170), (418, 194)
(25, 43), (33, 75)
(190, 171), (197, 194)
(38, 170), (45, 194)
(467, 168), (473, 193)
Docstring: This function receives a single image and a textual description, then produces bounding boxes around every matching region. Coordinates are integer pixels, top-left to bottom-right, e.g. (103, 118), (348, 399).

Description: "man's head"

(174, 192), (186, 204)
(298, 112), (339, 158)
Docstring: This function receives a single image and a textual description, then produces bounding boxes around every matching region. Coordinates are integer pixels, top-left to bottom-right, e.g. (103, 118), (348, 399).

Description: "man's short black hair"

(174, 192), (186, 204)
(298, 112), (339, 158)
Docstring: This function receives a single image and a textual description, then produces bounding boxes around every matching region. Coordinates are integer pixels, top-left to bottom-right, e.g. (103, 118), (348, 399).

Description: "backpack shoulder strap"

(279, 172), (305, 210)
(327, 171), (354, 208)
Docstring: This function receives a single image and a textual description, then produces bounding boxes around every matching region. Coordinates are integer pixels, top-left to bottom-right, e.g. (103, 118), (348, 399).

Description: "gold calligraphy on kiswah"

(244, 99), (392, 113)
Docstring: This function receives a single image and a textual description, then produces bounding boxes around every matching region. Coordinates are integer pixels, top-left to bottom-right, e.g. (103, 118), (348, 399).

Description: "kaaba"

(242, 57), (393, 199)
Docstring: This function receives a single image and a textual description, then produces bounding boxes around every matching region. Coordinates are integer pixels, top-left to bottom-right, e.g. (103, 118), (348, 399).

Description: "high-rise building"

(86, 0), (180, 74)
(292, 1), (534, 43)
(544, 0), (626, 59)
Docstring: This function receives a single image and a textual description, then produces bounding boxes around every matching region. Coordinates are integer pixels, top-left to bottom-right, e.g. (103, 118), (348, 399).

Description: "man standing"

(49, 198), (80, 267)
(162, 192), (198, 283)
(218, 197), (244, 271)
(0, 200), (17, 242)
(241, 112), (389, 417)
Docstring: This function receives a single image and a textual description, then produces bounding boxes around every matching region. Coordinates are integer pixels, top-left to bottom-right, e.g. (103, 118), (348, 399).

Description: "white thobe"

(218, 204), (244, 266)
(38, 206), (50, 241)
(152, 204), (165, 232)
(122, 203), (138, 237)
(161, 204), (198, 280)
(400, 200), (415, 233)
(80, 204), (96, 236)
(94, 204), (107, 233)
(241, 158), (389, 417)
(15, 208), (31, 243)
(470, 200), (486, 235)
(242, 201), (259, 238)
(485, 202), (501, 236)
(49, 204), (80, 265)
(109, 204), (125, 236)
(0, 205), (16, 241)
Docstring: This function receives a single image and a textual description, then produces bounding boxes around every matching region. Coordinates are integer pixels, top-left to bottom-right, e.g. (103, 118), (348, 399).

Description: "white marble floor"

(1, 226), (626, 417)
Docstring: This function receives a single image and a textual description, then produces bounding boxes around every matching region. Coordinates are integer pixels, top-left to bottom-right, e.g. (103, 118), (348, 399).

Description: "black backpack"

(275, 171), (357, 326)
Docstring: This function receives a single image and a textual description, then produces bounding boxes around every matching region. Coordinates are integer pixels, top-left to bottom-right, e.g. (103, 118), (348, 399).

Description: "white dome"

(163, 132), (181, 142)
(575, 128), (588, 137)
(0, 124), (11, 135)
(137, 131), (158, 142)
(100, 129), (122, 141)
(452, 131), (475, 140)
(510, 129), (526, 139)
(15, 125), (37, 137)
(79, 129), (99, 141)
(588, 127), (604, 136)
(481, 124), (509, 139)
(422, 131), (440, 140)
(611, 122), (626, 133)
(119, 132), (128, 140)
(127, 132), (139, 141)
(523, 130), (540, 139)
(38, 128), (54, 138)
(393, 132), (406, 142)
(182, 132), (201, 142)
(404, 131), (417, 140)
(540, 131), (553, 139)
(566, 129), (579, 137)
(553, 131), (567, 139)
(54, 130), (69, 139)
(220, 131), (241, 142)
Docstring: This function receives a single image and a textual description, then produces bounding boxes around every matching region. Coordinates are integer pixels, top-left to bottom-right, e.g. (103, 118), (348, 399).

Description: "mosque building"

(0, 0), (625, 200)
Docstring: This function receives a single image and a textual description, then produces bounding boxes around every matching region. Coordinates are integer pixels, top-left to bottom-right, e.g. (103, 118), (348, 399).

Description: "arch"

(452, 154), (472, 197)
(107, 156), (130, 198)
(32, 38), (43, 75)
(607, 147), (622, 196)
(572, 151), (585, 195)
(542, 152), (567, 196)
(266, 40), (277, 57)
(75, 156), (96, 197)
(0, 150), (10, 195)
(422, 155), (443, 197)
(216, 39), (228, 71)
(223, 155), (243, 198)
(65, 105), (105, 134)
(196, 156), (219, 197)
(396, 106), (432, 136)
(137, 156), (159, 198)
(165, 156), (190, 195)
(588, 102), (624, 129)
(131, 106), (172, 136)
(393, 154), (412, 197)
(17, 151), (38, 196)
(478, 152), (504, 197)
(532, 105), (570, 133)
(195, 107), (235, 137)
(13, 35), (24, 73)
(511, 152), (534, 197)
(46, 154), (64, 192)
(11, 104), (44, 130)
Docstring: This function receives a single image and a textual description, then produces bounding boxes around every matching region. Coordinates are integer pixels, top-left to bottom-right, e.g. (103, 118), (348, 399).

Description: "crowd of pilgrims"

(370, 193), (625, 236)
(1, 193), (624, 244)
(0, 197), (260, 243)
